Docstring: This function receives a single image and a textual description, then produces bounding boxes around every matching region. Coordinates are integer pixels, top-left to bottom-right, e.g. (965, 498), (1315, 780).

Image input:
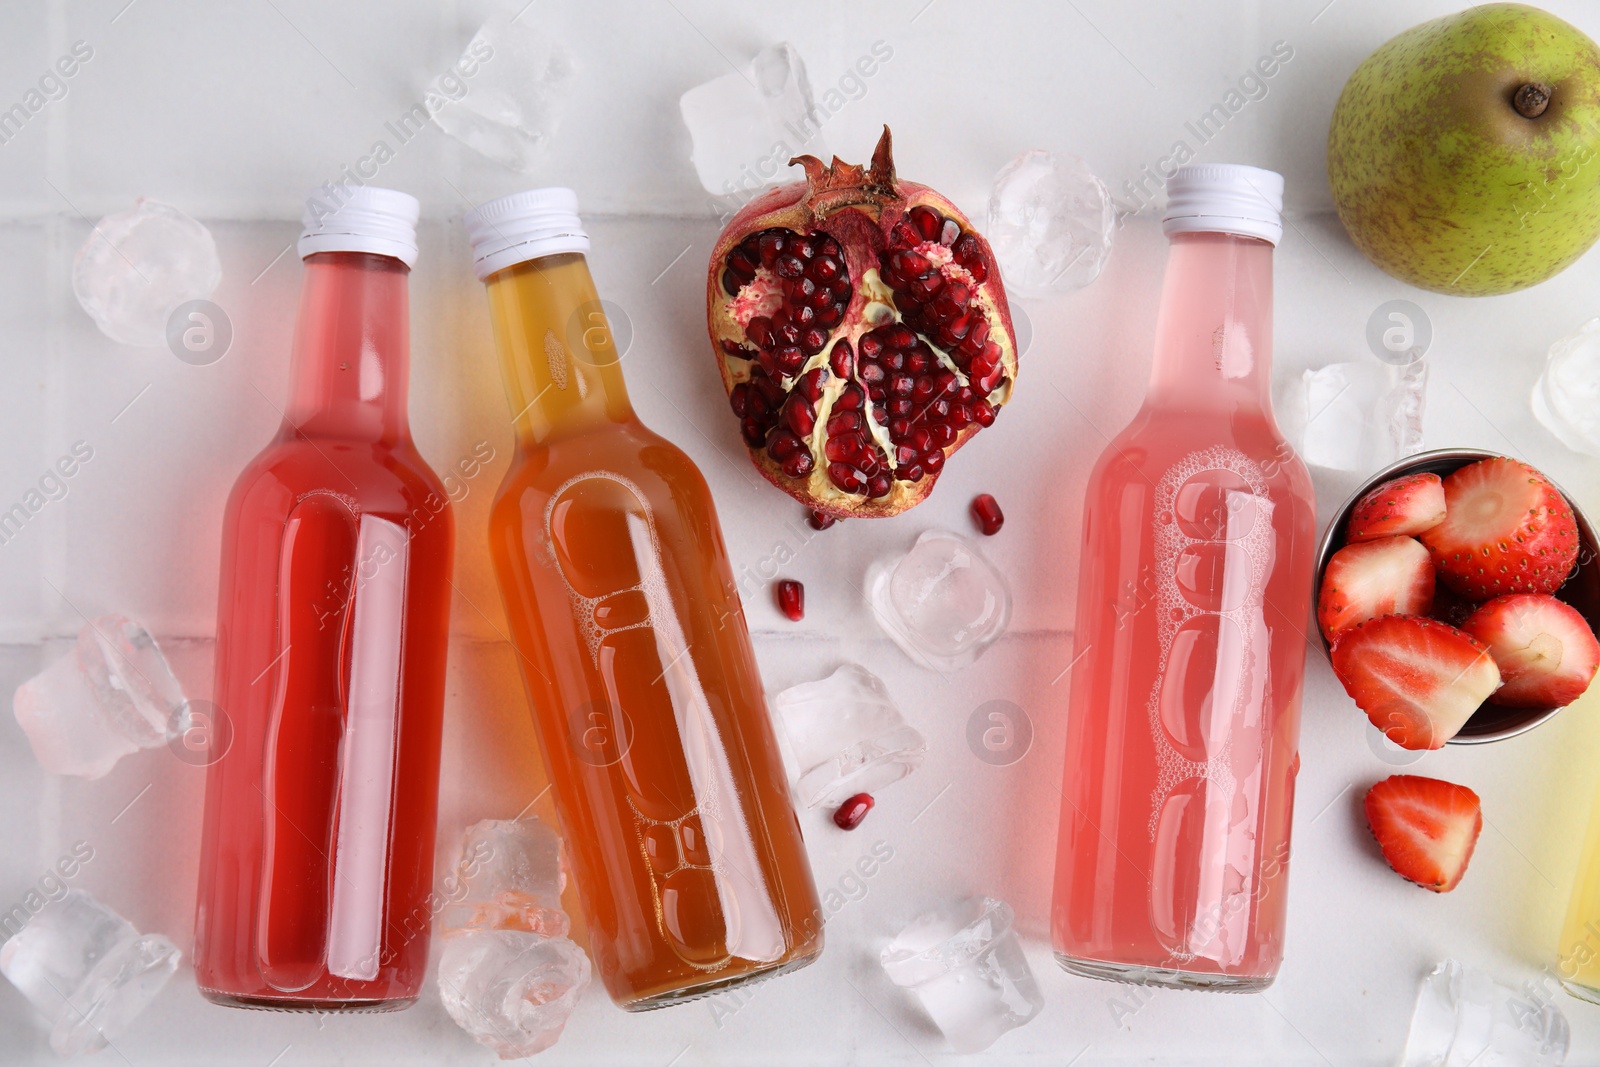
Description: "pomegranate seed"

(829, 339), (854, 378)
(909, 205), (942, 240)
(807, 509), (837, 531)
(758, 231), (784, 264)
(783, 398), (815, 436)
(833, 792), (874, 830)
(828, 462), (866, 493)
(781, 451), (814, 477)
(766, 429), (802, 460)
(940, 218), (960, 246)
(971, 493), (1004, 535)
(776, 579), (804, 621)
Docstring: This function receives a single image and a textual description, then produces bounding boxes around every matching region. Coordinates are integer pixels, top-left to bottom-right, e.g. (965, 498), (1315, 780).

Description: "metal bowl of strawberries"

(1315, 447), (1600, 745)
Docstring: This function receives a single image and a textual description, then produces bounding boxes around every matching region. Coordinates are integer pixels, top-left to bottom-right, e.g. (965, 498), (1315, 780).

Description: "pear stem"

(1514, 82), (1552, 119)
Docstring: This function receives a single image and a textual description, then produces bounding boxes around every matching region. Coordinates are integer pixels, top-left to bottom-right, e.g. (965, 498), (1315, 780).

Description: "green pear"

(1328, 3), (1600, 296)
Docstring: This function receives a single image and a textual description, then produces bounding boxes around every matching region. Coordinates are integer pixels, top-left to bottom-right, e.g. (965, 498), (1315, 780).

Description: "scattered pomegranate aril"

(706, 126), (1018, 519)
(776, 579), (805, 621)
(833, 792), (875, 830)
(971, 493), (1004, 535)
(807, 508), (838, 531)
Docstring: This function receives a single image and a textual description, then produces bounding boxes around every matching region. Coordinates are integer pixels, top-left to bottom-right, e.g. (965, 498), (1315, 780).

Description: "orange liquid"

(482, 253), (822, 1009)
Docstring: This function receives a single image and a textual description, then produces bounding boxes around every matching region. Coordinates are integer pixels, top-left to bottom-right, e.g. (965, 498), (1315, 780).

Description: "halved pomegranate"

(706, 127), (1018, 518)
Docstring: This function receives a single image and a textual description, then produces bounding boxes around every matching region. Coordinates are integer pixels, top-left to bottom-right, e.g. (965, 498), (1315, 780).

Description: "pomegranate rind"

(705, 127), (1018, 519)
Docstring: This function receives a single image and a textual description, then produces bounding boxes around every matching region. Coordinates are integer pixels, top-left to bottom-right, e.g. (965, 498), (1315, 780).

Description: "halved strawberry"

(1419, 457), (1579, 599)
(1330, 615), (1501, 749)
(1317, 536), (1435, 641)
(1461, 594), (1600, 708)
(1346, 472), (1447, 542)
(1364, 775), (1482, 892)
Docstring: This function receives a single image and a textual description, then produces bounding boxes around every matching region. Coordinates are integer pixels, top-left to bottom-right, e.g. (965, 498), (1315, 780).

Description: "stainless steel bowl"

(1315, 447), (1600, 744)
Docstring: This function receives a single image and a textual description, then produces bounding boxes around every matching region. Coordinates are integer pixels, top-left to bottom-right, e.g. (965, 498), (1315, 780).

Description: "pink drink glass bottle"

(194, 188), (455, 1010)
(1050, 165), (1315, 990)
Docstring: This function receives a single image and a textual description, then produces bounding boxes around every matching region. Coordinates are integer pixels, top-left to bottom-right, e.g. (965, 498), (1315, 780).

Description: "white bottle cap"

(297, 186), (420, 267)
(463, 188), (590, 281)
(1162, 164), (1283, 246)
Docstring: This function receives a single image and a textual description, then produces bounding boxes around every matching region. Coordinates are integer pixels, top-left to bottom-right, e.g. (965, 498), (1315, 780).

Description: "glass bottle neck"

(283, 252), (412, 444)
(483, 252), (634, 446)
(1146, 232), (1274, 410)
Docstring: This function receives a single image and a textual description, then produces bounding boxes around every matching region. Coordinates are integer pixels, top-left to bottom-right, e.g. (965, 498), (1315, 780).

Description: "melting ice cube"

(0, 889), (179, 1058)
(437, 931), (590, 1060)
(868, 530), (1011, 672)
(880, 896), (1043, 1054)
(436, 815), (590, 1058)
(770, 663), (926, 810)
(987, 150), (1115, 297)
(679, 42), (825, 199)
(1276, 358), (1427, 473)
(1533, 318), (1600, 460)
(430, 13), (576, 172)
(71, 199), (221, 347)
(1402, 959), (1568, 1066)
(439, 816), (569, 939)
(13, 615), (187, 779)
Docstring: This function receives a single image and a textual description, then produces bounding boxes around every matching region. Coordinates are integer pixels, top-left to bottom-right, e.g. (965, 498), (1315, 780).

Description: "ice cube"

(679, 42), (826, 198)
(71, 199), (221, 347)
(436, 816), (589, 1057)
(1533, 318), (1600, 460)
(437, 930), (590, 1059)
(880, 896), (1042, 1054)
(1403, 959), (1568, 1066)
(868, 530), (1011, 672)
(770, 663), (926, 810)
(429, 13), (576, 172)
(0, 889), (179, 1057)
(1276, 358), (1427, 472)
(986, 150), (1115, 297)
(439, 817), (568, 938)
(13, 615), (187, 779)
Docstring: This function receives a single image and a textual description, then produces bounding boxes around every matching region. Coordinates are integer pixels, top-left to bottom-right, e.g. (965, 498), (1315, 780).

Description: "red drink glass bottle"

(194, 188), (455, 1010)
(1051, 166), (1316, 991)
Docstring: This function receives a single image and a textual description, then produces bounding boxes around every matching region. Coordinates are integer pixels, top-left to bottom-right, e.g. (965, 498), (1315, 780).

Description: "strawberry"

(1317, 536), (1435, 641)
(1461, 594), (1600, 708)
(1363, 775), (1482, 892)
(1330, 615), (1500, 750)
(1346, 472), (1446, 542)
(1418, 457), (1579, 599)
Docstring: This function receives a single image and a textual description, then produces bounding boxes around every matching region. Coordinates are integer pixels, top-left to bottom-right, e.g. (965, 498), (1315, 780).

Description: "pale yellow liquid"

(1559, 777), (1600, 1002)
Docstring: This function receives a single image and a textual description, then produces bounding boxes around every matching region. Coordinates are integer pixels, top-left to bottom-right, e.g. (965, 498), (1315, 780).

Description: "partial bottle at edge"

(1051, 165), (1316, 991)
(463, 189), (823, 1010)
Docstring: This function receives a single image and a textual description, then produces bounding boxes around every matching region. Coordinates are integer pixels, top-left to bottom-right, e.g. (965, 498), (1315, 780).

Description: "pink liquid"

(1051, 232), (1315, 989)
(194, 252), (455, 1010)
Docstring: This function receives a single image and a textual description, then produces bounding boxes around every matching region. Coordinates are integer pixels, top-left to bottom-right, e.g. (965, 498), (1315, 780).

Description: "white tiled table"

(5, 1), (1600, 1062)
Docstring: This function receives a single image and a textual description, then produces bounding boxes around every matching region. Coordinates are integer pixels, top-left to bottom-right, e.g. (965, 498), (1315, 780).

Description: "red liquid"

(1051, 233), (1316, 990)
(194, 253), (454, 1010)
